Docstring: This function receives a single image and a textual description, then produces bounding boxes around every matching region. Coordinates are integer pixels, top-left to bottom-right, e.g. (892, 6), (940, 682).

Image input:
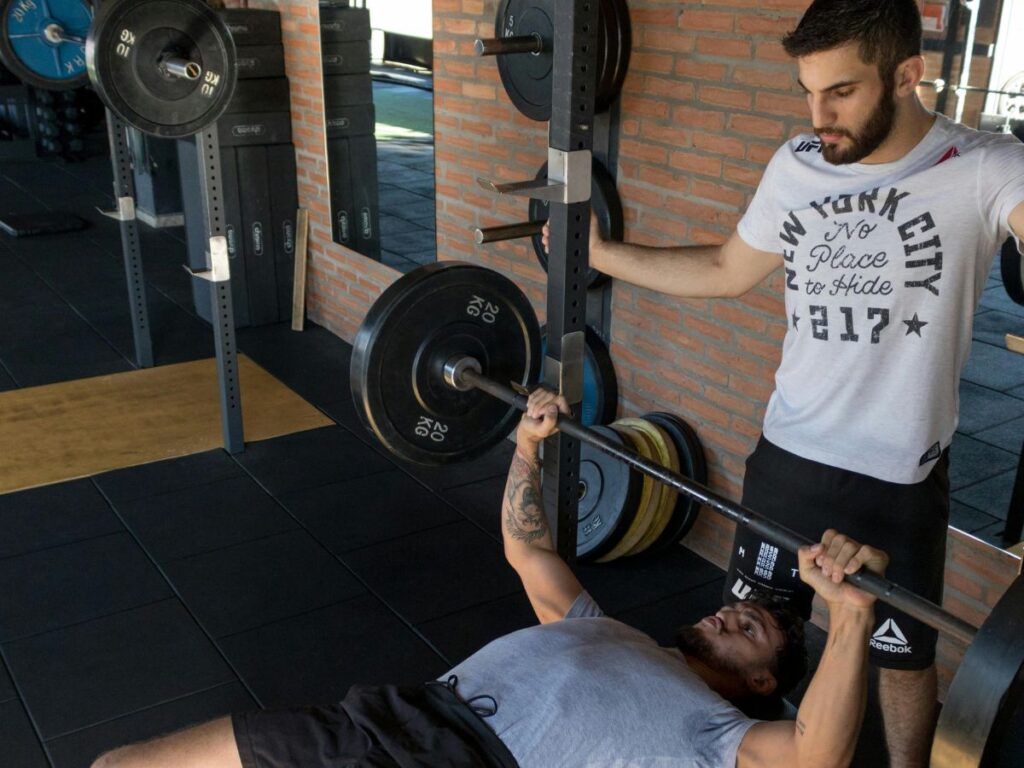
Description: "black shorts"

(232, 679), (519, 768)
(723, 436), (950, 671)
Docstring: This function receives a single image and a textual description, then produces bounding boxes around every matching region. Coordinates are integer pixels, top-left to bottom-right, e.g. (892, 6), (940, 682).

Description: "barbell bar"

(450, 359), (977, 645)
(475, 220), (544, 244)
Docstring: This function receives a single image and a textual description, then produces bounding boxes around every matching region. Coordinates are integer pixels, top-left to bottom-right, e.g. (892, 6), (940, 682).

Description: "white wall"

(364, 0), (433, 40)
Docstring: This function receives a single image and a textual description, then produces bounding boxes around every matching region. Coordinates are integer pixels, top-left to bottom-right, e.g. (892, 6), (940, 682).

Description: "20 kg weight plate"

(86, 0), (237, 138)
(351, 262), (541, 466)
(530, 158), (622, 289)
(644, 412), (707, 551)
(0, 0), (92, 91)
(539, 324), (618, 426)
(577, 425), (641, 561)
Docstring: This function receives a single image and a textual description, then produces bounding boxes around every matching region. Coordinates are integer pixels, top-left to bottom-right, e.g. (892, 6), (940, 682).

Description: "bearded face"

(816, 71), (898, 165)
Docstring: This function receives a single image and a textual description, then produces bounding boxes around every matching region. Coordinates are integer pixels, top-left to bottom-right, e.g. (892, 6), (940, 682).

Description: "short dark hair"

(742, 592), (808, 699)
(781, 0), (922, 82)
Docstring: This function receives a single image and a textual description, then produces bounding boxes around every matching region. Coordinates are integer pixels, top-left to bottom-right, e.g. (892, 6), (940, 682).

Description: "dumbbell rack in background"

(179, 7), (299, 330)
(320, 1), (381, 260)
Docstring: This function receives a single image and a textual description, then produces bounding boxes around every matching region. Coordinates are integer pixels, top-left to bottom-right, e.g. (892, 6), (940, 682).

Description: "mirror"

(914, 0), (1024, 549)
(319, 0), (436, 273)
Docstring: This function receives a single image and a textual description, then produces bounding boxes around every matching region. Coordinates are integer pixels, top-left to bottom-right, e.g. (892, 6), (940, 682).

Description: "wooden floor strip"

(0, 355), (333, 494)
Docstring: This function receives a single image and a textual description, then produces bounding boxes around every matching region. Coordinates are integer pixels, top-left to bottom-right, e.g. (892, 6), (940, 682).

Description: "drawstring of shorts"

(428, 674), (499, 718)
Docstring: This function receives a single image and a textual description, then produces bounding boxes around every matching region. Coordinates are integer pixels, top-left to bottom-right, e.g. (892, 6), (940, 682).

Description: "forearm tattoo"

(503, 450), (549, 544)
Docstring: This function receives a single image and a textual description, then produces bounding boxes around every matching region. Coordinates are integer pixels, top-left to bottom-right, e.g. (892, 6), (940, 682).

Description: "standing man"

(546, 1), (1024, 765)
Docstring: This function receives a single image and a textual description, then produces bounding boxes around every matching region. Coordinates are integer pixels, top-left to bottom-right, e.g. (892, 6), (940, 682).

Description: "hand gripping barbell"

(351, 261), (1024, 767)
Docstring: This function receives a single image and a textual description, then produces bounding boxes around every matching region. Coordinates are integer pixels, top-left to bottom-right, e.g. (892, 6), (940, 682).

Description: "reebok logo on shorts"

(870, 619), (913, 654)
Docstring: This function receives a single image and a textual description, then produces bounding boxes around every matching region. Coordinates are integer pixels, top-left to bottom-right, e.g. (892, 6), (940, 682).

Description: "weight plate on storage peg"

(494, 0), (554, 122)
(597, 424), (659, 562)
(86, 0), (237, 138)
(540, 324), (618, 426)
(644, 412), (707, 551)
(351, 262), (542, 466)
(577, 425), (642, 561)
(530, 158), (623, 289)
(617, 417), (679, 555)
(999, 237), (1024, 307)
(493, 0), (629, 121)
(0, 0), (92, 91)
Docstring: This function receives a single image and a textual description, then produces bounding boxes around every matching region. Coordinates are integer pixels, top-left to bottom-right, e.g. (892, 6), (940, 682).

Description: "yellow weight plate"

(618, 417), (680, 555)
(596, 423), (658, 562)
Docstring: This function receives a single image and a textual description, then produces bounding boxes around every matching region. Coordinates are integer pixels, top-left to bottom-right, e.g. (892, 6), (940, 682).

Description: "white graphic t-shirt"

(737, 114), (1024, 483)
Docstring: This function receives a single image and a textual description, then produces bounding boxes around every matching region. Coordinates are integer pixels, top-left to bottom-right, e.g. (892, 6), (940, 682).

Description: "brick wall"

(233, 0), (1021, 697)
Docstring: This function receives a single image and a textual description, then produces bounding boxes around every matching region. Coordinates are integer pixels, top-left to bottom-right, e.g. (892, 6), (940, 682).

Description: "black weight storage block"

(217, 112), (293, 147)
(267, 144), (299, 321)
(349, 134), (381, 260)
(323, 74), (373, 107)
(327, 137), (356, 248)
(237, 145), (281, 325)
(219, 9), (282, 45)
(325, 104), (376, 138)
(321, 42), (372, 75)
(234, 45), (287, 79)
(320, 7), (371, 41)
(226, 77), (291, 114)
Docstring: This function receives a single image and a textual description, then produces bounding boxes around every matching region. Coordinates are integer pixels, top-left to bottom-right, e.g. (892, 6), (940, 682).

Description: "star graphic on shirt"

(791, 312), (800, 330)
(903, 314), (928, 337)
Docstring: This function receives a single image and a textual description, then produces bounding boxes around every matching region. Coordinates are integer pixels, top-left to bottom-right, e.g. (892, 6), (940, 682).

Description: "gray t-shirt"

(444, 592), (756, 767)
(737, 115), (1024, 483)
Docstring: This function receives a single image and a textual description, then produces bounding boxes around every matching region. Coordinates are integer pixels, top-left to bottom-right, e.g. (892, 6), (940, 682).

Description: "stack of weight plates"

(576, 412), (707, 562)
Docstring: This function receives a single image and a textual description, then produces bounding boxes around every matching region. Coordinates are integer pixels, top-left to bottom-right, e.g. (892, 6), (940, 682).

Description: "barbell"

(351, 261), (1024, 767)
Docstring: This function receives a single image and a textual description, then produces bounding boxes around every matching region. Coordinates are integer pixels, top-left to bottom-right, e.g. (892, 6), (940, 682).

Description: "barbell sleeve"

(474, 221), (545, 244)
(457, 363), (978, 647)
(475, 35), (545, 57)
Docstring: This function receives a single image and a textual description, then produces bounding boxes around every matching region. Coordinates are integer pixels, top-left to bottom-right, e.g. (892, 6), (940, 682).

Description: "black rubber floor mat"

(0, 211), (88, 237)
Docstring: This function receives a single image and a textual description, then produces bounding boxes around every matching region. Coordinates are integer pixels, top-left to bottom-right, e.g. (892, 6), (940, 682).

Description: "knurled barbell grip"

(474, 221), (545, 244)
(475, 35), (545, 56)
(458, 364), (978, 647)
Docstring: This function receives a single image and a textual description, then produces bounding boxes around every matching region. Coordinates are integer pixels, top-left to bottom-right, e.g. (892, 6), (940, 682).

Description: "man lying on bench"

(92, 389), (885, 768)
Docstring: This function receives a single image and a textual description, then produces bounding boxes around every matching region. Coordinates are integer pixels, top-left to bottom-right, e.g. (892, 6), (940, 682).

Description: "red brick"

(641, 76), (697, 103)
(630, 52), (676, 75)
(621, 138), (670, 165)
(691, 179), (746, 208)
(736, 14), (798, 36)
(620, 95), (671, 120)
(696, 36), (752, 60)
(678, 9), (735, 33)
(756, 92), (809, 118)
(692, 131), (747, 159)
(671, 105), (726, 132)
(668, 150), (722, 178)
(675, 59), (730, 82)
(729, 114), (786, 140)
(698, 86), (753, 111)
(641, 29), (697, 54)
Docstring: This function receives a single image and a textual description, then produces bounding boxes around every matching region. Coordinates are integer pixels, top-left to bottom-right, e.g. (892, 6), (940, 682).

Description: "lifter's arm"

(502, 390), (584, 624)
(736, 532), (887, 768)
(544, 218), (783, 298)
(1009, 200), (1024, 243)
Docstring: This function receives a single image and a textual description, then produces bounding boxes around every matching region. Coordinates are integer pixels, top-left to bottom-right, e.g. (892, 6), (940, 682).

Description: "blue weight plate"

(540, 325), (618, 427)
(0, 0), (92, 90)
(577, 425), (642, 561)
